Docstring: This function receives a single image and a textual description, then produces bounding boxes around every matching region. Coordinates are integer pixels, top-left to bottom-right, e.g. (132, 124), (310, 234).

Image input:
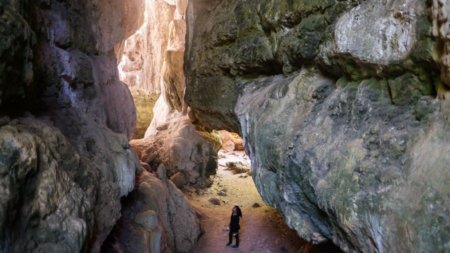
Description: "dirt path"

(185, 151), (311, 253)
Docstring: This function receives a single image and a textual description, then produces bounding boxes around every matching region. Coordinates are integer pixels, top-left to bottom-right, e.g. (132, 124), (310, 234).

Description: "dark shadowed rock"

(209, 198), (221, 205)
(217, 190), (227, 196)
(0, 0), (145, 251)
(225, 161), (251, 174)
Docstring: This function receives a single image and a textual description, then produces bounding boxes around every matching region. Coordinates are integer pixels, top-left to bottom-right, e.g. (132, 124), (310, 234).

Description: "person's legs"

(235, 231), (239, 247)
(227, 230), (233, 245)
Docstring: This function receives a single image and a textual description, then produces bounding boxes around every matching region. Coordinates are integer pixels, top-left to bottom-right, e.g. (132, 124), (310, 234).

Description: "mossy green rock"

(185, 0), (447, 252)
(130, 88), (159, 139)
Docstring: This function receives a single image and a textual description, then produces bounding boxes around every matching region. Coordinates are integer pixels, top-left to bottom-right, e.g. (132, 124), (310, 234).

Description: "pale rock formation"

(118, 0), (175, 94)
(220, 130), (244, 152)
(123, 0), (222, 189)
(334, 1), (422, 64)
(132, 116), (222, 188)
(185, 0), (448, 252)
(319, 0), (434, 80)
(106, 1), (219, 252)
(176, 0), (189, 19)
(117, 0), (190, 141)
(101, 165), (201, 253)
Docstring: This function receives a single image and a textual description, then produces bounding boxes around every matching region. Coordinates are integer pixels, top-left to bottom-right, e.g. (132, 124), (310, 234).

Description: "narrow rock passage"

(185, 151), (341, 253)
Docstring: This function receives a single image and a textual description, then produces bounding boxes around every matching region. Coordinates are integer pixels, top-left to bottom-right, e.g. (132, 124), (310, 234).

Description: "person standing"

(226, 205), (242, 249)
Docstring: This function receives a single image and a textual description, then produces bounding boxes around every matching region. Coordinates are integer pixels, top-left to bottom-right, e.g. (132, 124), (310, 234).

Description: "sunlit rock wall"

(0, 0), (144, 252)
(122, 0), (222, 189)
(104, 0), (218, 252)
(118, 0), (175, 94)
(185, 0), (450, 252)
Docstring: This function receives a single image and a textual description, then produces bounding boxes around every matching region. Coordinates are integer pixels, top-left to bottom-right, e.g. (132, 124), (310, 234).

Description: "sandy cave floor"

(185, 150), (312, 253)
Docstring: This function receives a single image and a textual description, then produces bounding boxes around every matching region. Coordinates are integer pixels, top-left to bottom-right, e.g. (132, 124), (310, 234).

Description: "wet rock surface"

(185, 0), (449, 252)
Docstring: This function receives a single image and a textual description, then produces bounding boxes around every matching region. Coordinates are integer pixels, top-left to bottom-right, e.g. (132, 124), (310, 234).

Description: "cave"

(1, 0), (450, 253)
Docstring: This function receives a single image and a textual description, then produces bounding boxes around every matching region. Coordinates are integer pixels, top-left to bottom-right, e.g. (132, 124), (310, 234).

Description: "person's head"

(232, 205), (242, 217)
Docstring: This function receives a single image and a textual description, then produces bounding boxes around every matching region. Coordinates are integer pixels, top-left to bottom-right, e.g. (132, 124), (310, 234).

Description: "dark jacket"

(229, 214), (240, 232)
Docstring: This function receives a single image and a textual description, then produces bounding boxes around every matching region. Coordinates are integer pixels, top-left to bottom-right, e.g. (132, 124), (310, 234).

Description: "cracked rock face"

(121, 0), (222, 189)
(0, 0), (144, 251)
(0, 118), (98, 253)
(185, 0), (449, 252)
(131, 116), (222, 188)
(101, 165), (201, 253)
(432, 0), (450, 88)
(118, 0), (175, 94)
(106, 0), (216, 251)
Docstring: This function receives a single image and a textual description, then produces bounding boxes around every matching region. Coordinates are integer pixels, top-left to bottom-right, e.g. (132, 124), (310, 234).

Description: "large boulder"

(101, 165), (202, 253)
(0, 118), (97, 253)
(185, 0), (449, 252)
(220, 130), (244, 151)
(0, 116), (140, 253)
(131, 116), (222, 188)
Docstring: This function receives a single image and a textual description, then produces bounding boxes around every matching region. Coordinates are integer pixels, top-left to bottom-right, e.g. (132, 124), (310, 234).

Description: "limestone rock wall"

(432, 0), (450, 88)
(185, 0), (449, 252)
(121, 0), (222, 189)
(131, 88), (160, 139)
(131, 117), (222, 188)
(101, 165), (201, 253)
(0, 0), (144, 252)
(220, 130), (244, 152)
(118, 0), (175, 94)
(104, 0), (216, 252)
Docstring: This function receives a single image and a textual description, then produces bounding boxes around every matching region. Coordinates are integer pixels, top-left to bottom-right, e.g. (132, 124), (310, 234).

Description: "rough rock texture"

(185, 0), (436, 130)
(106, 2), (220, 251)
(432, 0), (450, 88)
(101, 165), (201, 253)
(131, 116), (222, 188)
(123, 0), (222, 189)
(225, 161), (251, 175)
(130, 88), (159, 139)
(0, 0), (144, 252)
(185, 0), (449, 252)
(220, 130), (244, 151)
(118, 0), (175, 94)
(0, 117), (97, 253)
